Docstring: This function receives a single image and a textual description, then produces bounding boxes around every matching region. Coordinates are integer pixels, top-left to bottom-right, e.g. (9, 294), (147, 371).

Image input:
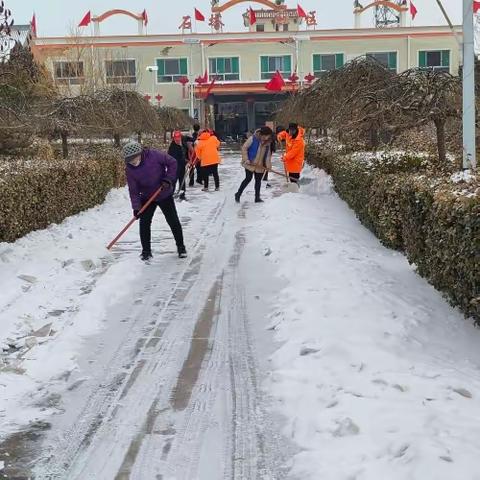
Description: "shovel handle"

(106, 185), (165, 250)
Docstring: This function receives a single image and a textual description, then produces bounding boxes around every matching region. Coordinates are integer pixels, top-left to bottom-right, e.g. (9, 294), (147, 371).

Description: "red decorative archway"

(212, 0), (284, 13)
(92, 9), (144, 23)
(354, 1), (408, 14)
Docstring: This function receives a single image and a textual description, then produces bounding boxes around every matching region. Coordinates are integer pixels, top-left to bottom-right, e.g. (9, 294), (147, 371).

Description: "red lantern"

(155, 94), (163, 104)
(195, 71), (208, 85)
(144, 94), (152, 102)
(178, 76), (189, 99)
(288, 73), (299, 83)
(304, 73), (316, 84)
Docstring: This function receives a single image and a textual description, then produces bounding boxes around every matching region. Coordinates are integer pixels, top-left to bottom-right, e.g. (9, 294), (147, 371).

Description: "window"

(366, 51), (397, 71)
(275, 24), (289, 31)
(54, 61), (84, 85)
(313, 53), (344, 77)
(419, 50), (450, 73)
(256, 24), (265, 32)
(156, 58), (188, 83)
(260, 55), (292, 80)
(105, 60), (136, 84)
(209, 57), (240, 81)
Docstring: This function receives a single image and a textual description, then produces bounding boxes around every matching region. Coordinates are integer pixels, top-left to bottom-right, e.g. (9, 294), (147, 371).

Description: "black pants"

(189, 163), (203, 186)
(202, 164), (220, 189)
(139, 196), (184, 254)
(237, 169), (263, 199)
(177, 163), (186, 193)
(289, 172), (300, 184)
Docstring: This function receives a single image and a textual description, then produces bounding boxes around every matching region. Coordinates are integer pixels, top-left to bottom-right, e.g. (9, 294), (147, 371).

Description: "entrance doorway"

(209, 93), (287, 139)
(214, 102), (248, 140)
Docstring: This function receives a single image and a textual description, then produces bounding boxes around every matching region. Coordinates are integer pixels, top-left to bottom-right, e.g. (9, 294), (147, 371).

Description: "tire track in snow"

(32, 195), (228, 479)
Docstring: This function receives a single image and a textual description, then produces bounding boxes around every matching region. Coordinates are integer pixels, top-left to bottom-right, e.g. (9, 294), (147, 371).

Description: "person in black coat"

(168, 131), (187, 200)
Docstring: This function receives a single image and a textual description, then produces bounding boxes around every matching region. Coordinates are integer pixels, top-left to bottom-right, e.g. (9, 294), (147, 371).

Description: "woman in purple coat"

(123, 141), (187, 261)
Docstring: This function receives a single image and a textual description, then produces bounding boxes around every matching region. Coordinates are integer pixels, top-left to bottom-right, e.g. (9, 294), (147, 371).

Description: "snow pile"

(450, 169), (476, 184)
(299, 165), (334, 197)
(247, 171), (480, 480)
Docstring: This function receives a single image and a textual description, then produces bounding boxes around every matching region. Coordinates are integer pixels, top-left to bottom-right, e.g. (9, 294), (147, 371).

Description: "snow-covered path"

(1, 151), (480, 480)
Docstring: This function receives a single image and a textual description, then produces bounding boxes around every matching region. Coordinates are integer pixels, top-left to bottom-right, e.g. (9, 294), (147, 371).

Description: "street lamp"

(183, 38), (201, 119)
(146, 65), (158, 105)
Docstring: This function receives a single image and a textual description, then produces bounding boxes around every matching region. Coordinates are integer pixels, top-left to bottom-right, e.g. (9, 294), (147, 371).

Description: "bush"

(308, 144), (480, 322)
(0, 148), (125, 242)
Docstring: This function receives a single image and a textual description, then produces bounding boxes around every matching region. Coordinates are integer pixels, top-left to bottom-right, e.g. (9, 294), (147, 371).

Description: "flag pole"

(90, 15), (96, 93)
(434, 0), (462, 48)
(463, 0), (476, 170)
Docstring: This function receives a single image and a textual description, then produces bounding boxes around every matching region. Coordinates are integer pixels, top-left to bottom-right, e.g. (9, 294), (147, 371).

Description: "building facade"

(32, 9), (461, 137)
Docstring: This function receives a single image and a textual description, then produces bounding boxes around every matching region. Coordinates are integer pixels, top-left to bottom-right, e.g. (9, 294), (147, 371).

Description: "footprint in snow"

(300, 347), (320, 356)
(332, 417), (360, 437)
(451, 387), (473, 399)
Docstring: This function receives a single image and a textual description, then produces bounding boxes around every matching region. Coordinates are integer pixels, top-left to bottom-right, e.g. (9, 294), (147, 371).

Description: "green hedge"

(0, 147), (125, 242)
(308, 145), (480, 322)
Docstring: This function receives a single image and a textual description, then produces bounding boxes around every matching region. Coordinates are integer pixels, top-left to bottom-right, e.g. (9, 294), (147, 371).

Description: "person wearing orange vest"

(195, 130), (221, 192)
(277, 122), (305, 184)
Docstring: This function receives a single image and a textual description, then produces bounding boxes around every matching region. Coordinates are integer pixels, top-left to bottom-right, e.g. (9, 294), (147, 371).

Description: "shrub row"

(308, 144), (480, 323)
(0, 146), (125, 243)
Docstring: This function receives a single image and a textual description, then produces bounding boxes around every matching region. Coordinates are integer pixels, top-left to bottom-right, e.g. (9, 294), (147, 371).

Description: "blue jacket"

(247, 135), (269, 165)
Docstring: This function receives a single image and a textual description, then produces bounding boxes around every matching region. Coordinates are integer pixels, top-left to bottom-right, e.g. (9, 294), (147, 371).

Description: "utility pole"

(463, 0), (476, 170)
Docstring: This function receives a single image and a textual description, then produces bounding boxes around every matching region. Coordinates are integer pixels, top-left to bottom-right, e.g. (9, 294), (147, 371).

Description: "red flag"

(409, 1), (417, 20)
(249, 7), (257, 25)
(78, 11), (91, 27)
(297, 4), (307, 18)
(195, 8), (206, 21)
(265, 71), (285, 92)
(142, 9), (148, 26)
(30, 13), (37, 37)
(474, 1), (480, 13)
(204, 77), (217, 98)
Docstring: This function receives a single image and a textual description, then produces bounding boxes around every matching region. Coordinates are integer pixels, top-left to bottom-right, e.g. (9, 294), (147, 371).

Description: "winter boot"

(178, 245), (187, 259)
(140, 251), (153, 261)
(255, 197), (264, 203)
(234, 192), (241, 203)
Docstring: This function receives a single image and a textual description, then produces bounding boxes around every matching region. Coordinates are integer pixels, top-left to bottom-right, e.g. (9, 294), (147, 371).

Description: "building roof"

(246, 9), (299, 18)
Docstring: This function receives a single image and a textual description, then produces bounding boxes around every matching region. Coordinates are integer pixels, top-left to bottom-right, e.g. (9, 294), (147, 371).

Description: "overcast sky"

(13, 0), (461, 37)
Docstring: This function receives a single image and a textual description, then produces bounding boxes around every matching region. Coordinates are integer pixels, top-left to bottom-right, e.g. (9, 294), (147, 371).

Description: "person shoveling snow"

(235, 126), (273, 204)
(122, 141), (187, 261)
(277, 122), (305, 192)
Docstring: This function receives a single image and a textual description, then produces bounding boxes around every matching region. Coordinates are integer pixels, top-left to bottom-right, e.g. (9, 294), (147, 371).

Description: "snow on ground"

(1, 152), (480, 479)
(451, 169), (476, 184)
(0, 189), (144, 435)
(0, 182), (216, 438)
(244, 166), (480, 480)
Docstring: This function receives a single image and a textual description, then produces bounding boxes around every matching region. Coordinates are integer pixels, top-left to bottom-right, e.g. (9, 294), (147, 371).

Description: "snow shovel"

(174, 151), (197, 199)
(106, 185), (165, 250)
(268, 167), (300, 193)
(174, 163), (191, 200)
